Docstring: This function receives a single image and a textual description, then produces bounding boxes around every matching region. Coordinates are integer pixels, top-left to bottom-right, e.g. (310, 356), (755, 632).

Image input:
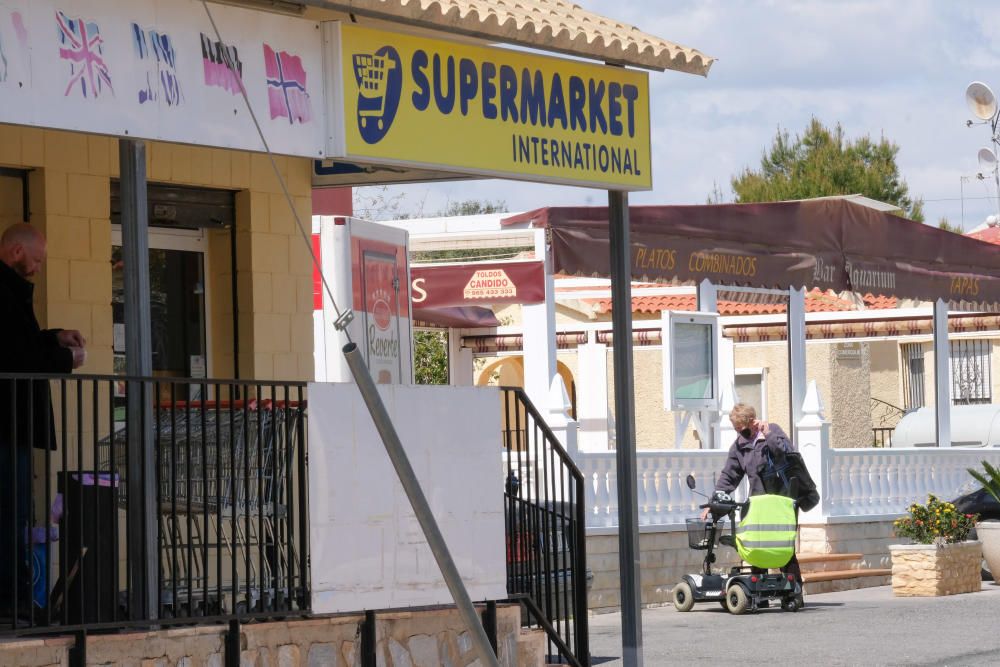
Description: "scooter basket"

(686, 518), (716, 550)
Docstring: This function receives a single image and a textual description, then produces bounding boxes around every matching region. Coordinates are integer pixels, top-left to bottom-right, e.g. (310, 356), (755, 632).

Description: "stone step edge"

(797, 552), (863, 564)
(802, 568), (892, 583)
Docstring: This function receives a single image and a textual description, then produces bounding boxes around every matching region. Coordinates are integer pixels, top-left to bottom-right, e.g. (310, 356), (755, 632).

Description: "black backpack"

(759, 446), (820, 512)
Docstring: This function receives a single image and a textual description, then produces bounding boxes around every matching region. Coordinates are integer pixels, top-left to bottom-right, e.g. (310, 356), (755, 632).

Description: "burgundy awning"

(410, 261), (545, 308)
(412, 306), (500, 329)
(502, 199), (1000, 309)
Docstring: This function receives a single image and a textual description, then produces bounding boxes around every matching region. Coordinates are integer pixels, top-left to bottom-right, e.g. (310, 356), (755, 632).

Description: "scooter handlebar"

(699, 501), (740, 514)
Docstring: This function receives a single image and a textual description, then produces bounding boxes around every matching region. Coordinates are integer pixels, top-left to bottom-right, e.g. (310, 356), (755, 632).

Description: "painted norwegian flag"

(263, 44), (311, 124)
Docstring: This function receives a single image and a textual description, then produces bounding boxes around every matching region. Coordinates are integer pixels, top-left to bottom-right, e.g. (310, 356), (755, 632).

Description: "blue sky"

(364, 1), (1000, 231)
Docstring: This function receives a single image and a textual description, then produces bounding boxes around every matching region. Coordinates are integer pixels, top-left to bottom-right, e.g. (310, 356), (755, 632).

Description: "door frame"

(111, 225), (214, 378)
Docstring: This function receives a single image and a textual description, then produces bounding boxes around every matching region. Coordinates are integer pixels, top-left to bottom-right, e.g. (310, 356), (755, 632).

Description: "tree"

(414, 330), (449, 384)
(937, 217), (963, 234)
(440, 199), (507, 217)
(729, 118), (925, 222)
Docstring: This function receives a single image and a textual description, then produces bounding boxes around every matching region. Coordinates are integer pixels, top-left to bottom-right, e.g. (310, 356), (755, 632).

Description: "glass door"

(111, 234), (208, 390)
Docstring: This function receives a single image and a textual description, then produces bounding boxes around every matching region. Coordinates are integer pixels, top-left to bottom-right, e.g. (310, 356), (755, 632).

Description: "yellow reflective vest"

(735, 494), (797, 568)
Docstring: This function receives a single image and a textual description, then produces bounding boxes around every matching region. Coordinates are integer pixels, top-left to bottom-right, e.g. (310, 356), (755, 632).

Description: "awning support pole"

(522, 228), (558, 413)
(933, 299), (951, 447)
(788, 287), (807, 440)
(609, 190), (643, 667)
(119, 138), (158, 621)
(697, 279), (719, 448)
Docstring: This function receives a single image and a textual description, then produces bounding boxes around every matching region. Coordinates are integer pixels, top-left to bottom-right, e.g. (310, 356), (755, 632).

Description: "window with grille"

(951, 339), (992, 405)
(901, 343), (925, 410)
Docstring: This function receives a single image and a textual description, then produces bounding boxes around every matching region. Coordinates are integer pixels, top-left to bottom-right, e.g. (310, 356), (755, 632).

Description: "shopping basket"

(353, 53), (396, 130)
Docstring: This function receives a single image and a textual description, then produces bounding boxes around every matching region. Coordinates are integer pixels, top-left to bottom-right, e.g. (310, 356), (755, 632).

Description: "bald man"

(0, 223), (85, 618)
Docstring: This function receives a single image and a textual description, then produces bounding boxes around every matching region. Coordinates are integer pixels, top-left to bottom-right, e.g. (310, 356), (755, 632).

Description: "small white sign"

(189, 354), (206, 378)
(463, 268), (517, 300)
(113, 323), (126, 352)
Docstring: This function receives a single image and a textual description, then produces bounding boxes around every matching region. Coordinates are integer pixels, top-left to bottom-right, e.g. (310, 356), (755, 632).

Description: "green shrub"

(893, 494), (978, 545)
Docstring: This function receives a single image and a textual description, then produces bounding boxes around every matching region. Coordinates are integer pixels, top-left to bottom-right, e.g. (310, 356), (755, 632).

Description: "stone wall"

(798, 519), (896, 570)
(0, 604), (523, 667)
(889, 541), (983, 597)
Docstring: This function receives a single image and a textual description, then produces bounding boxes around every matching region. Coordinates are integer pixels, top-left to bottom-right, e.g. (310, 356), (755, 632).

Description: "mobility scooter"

(672, 474), (803, 614)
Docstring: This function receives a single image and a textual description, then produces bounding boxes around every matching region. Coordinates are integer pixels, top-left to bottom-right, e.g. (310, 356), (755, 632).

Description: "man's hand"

(69, 346), (86, 369)
(57, 330), (87, 348)
(700, 506), (710, 521)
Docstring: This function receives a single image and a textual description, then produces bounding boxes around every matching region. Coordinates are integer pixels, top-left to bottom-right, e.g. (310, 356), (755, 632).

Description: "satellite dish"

(967, 81), (998, 120)
(979, 148), (998, 170)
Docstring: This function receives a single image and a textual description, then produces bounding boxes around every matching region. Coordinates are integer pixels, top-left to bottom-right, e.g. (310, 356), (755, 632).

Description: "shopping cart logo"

(352, 46), (402, 144)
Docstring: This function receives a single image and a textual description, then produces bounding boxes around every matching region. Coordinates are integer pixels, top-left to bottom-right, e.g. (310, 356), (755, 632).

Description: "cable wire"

(201, 0), (352, 341)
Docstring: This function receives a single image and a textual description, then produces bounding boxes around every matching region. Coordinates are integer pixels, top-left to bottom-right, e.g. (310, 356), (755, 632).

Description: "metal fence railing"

(0, 373), (309, 636)
(501, 387), (589, 667)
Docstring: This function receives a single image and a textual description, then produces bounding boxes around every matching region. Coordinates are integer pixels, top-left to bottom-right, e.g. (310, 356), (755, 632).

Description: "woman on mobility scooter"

(674, 403), (806, 613)
(708, 404), (803, 594)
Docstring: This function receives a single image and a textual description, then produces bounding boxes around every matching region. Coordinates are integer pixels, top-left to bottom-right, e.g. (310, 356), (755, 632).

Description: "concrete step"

(798, 552), (864, 573)
(802, 568), (893, 595)
(517, 628), (547, 667)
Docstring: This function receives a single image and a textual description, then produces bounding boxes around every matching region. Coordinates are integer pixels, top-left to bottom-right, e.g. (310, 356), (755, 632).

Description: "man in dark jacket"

(0, 223), (86, 617)
(704, 402), (804, 602)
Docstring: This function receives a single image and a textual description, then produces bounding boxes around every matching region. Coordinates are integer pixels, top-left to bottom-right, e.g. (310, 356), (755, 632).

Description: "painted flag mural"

(263, 43), (311, 124)
(200, 32), (242, 94)
(0, 9), (29, 87)
(56, 10), (113, 98)
(132, 23), (182, 106)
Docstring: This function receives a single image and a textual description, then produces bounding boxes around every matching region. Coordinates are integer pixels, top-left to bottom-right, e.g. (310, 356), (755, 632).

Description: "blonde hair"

(730, 403), (756, 426)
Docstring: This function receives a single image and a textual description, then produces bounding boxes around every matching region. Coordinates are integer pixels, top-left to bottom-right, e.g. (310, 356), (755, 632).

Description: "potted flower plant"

(889, 494), (981, 597)
(967, 460), (1000, 580)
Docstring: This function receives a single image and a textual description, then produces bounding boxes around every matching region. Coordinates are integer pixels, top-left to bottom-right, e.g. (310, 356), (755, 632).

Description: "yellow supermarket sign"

(324, 23), (652, 190)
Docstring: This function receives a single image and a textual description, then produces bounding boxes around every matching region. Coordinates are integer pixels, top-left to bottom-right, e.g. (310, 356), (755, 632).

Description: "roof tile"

(346, 0), (715, 74)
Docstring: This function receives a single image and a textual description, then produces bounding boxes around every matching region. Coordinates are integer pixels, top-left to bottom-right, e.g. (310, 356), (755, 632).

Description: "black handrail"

(501, 387), (589, 667)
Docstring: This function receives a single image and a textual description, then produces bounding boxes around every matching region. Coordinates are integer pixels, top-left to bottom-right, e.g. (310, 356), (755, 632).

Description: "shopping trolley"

(353, 52), (396, 131)
(99, 398), (305, 617)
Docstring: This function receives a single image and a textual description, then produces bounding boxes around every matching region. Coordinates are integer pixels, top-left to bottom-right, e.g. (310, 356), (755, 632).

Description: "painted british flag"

(263, 44), (311, 125)
(57, 11), (113, 99)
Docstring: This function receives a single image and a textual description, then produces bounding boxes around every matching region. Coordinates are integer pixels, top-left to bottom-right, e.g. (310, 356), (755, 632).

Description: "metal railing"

(0, 373), (309, 636)
(870, 397), (905, 448)
(500, 387), (589, 667)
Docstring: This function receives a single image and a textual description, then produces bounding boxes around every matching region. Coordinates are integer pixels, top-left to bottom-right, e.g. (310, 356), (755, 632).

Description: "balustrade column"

(797, 381), (830, 523)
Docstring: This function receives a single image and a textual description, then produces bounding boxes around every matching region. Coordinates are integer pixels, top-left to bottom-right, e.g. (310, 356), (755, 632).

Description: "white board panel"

(0, 0), (325, 157)
(308, 382), (506, 612)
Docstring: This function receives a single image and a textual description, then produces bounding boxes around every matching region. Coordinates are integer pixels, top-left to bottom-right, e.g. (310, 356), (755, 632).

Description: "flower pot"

(889, 541), (982, 597)
(975, 521), (1000, 580)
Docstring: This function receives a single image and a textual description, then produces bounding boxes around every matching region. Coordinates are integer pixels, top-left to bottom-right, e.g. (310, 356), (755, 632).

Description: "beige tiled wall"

(0, 124), (315, 381)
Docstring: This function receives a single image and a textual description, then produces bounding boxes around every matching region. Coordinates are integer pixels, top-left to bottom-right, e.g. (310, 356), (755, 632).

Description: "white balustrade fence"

(824, 448), (1000, 517)
(518, 380), (1000, 531)
(577, 451), (727, 528)
(562, 446), (1000, 530)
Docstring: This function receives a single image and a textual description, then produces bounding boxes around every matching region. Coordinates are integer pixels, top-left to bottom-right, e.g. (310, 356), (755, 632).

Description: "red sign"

(411, 261), (545, 309)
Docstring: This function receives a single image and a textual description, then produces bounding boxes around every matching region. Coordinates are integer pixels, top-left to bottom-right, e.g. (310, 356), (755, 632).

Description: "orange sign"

(463, 269), (517, 300)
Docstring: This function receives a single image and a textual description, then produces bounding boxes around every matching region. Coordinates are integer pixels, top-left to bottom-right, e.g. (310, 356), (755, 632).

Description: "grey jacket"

(715, 424), (795, 496)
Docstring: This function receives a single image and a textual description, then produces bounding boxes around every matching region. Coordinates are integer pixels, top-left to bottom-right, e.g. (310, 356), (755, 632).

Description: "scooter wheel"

(672, 582), (695, 612)
(725, 584), (749, 615)
(782, 594), (804, 612)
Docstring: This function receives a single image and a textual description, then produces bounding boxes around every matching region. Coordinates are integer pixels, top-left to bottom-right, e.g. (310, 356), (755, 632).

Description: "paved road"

(586, 582), (1000, 666)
